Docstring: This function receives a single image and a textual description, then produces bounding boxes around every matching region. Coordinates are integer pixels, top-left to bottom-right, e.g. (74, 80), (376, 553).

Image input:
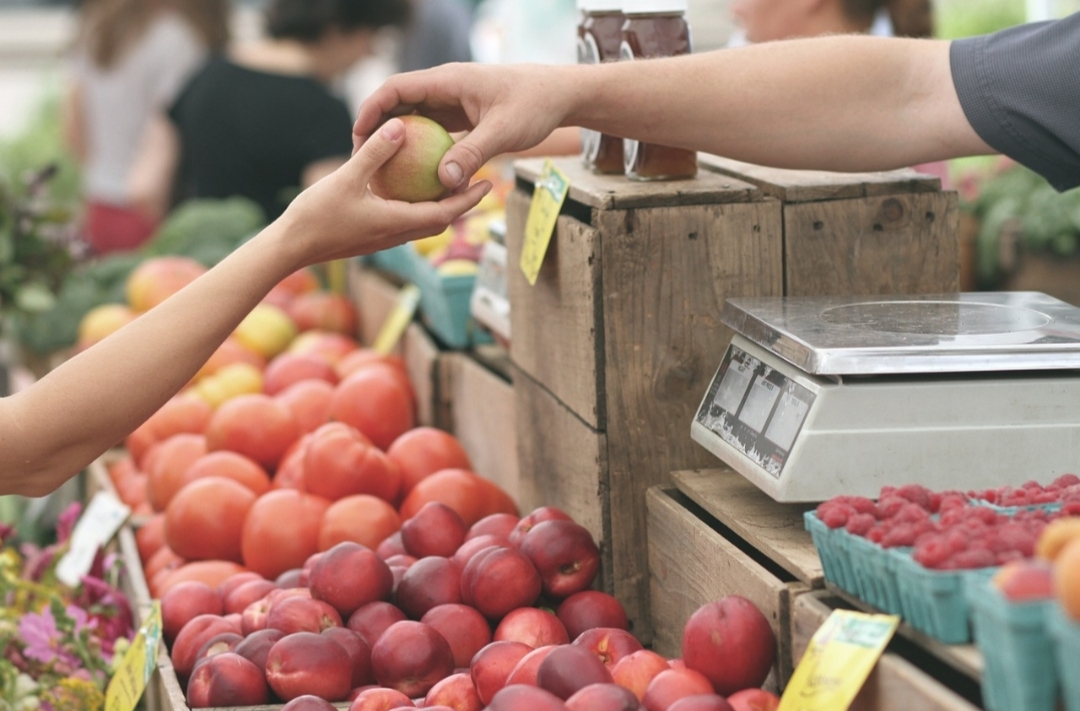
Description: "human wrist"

(557, 64), (601, 129)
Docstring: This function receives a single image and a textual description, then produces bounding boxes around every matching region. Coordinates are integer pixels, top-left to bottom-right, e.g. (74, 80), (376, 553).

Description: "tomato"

(400, 468), (517, 527)
(387, 427), (473, 496)
(182, 451), (271, 496)
(263, 352), (338, 396)
(334, 349), (409, 387)
(205, 394), (301, 471)
(157, 560), (249, 597)
(303, 423), (401, 503)
(146, 434), (208, 512)
(241, 489), (331, 579)
(274, 379), (334, 435)
(329, 368), (415, 451)
(165, 477), (257, 562)
(135, 513), (167, 564)
(318, 494), (402, 551)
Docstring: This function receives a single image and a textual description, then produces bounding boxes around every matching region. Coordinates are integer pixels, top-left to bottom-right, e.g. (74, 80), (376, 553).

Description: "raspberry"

(993, 524), (1036, 558)
(1052, 474), (1080, 489)
(895, 484), (933, 510)
(875, 496), (907, 520)
(995, 550), (1023, 566)
(938, 494), (968, 513)
(882, 523), (917, 548)
(940, 507), (968, 527)
(879, 486), (897, 500)
(866, 525), (886, 544)
(913, 536), (951, 569)
(1022, 479), (1044, 490)
(845, 513), (876, 537)
(945, 547), (996, 570)
(818, 502), (854, 529)
(1033, 491), (1059, 504)
(965, 507), (1001, 526)
(847, 497), (878, 516)
(1062, 502), (1080, 517)
(895, 503), (930, 524)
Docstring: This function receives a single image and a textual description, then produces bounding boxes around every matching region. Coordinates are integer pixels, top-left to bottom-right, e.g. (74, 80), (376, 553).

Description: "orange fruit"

(182, 451), (271, 496)
(145, 434), (207, 512)
(1036, 517), (1080, 561)
(318, 495), (402, 551)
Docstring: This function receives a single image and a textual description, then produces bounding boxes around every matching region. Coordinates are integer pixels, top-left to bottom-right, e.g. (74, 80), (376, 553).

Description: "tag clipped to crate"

(520, 159), (570, 286)
(105, 601), (163, 711)
(778, 609), (899, 711)
(374, 283), (421, 355)
(55, 491), (130, 587)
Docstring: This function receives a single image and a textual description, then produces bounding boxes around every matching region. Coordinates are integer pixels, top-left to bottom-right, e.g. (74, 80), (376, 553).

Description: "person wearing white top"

(63, 0), (229, 254)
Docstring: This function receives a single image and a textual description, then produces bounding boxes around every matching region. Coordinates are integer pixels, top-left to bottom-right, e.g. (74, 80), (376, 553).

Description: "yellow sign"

(778, 610), (899, 711)
(105, 601), (162, 711)
(374, 284), (421, 355)
(520, 160), (570, 286)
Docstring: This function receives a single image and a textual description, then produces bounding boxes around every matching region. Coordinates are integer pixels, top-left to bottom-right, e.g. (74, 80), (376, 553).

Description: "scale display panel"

(695, 343), (816, 479)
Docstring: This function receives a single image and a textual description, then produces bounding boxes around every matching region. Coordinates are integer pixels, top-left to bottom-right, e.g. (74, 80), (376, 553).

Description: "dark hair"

(265, 0), (410, 42)
(838, 0), (886, 25)
(839, 0), (933, 37)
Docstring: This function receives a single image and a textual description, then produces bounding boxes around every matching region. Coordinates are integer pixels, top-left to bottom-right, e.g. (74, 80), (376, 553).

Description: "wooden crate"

(647, 467), (822, 686)
(506, 156), (958, 641)
(791, 592), (982, 711)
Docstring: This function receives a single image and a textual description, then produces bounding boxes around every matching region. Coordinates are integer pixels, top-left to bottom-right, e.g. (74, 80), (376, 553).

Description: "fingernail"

(445, 161), (464, 186)
(381, 118), (404, 140)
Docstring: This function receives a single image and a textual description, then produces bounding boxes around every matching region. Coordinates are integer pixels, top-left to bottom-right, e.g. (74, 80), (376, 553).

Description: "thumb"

(438, 122), (503, 189)
(348, 118), (406, 184)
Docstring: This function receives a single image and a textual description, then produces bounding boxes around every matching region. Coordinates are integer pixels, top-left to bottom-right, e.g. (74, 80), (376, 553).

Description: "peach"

(186, 652), (269, 707)
(505, 645), (558, 687)
(424, 672), (483, 711)
(370, 620), (455, 697)
(509, 507), (573, 547)
(726, 689), (780, 711)
(323, 626), (375, 688)
(309, 542), (394, 618)
(467, 513), (520, 541)
(520, 521), (601, 599)
(348, 686), (415, 710)
(233, 628), (284, 673)
(565, 683), (643, 711)
(537, 644), (613, 700)
(348, 601), (408, 647)
(396, 556), (463, 619)
(486, 684), (569, 711)
(192, 632), (243, 670)
(421, 603), (493, 669)
(281, 696), (338, 711)
(161, 581), (222, 645)
(266, 632), (354, 701)
(466, 547), (542, 619)
(612, 650), (671, 701)
(377, 532), (408, 559)
(573, 628), (644, 670)
(223, 579), (278, 615)
(557, 591), (629, 639)
(453, 535), (511, 568)
(277, 569), (304, 588)
(402, 502), (468, 558)
(643, 669), (715, 711)
(172, 614), (241, 680)
(495, 608), (569, 648)
(266, 596), (342, 635)
(992, 559), (1054, 601)
(470, 640), (532, 705)
(669, 695), (736, 711)
(682, 597), (775, 696)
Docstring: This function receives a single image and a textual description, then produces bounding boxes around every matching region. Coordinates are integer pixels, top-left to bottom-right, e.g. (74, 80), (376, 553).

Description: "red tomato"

(302, 422), (402, 503)
(165, 476), (258, 562)
(387, 427), (473, 496)
(241, 489), (331, 579)
(329, 368), (415, 451)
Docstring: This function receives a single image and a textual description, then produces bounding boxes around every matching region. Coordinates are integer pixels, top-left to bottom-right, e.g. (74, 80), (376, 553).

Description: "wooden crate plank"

(647, 487), (809, 686)
(784, 192), (960, 296)
(506, 189), (605, 428)
(401, 322), (440, 427)
(445, 353), (520, 503)
(349, 262), (404, 349)
(514, 157), (759, 210)
(699, 153), (941, 202)
(671, 469), (823, 587)
(791, 593), (981, 711)
(514, 369), (608, 584)
(600, 200), (784, 645)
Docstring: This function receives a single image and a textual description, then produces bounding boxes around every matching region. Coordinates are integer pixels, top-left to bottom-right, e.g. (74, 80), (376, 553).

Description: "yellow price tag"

(520, 159), (570, 286)
(779, 610), (899, 711)
(374, 284), (421, 355)
(105, 601), (162, 711)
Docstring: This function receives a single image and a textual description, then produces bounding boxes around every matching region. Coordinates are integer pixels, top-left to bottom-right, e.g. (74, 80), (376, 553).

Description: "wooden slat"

(671, 469), (823, 587)
(699, 154), (941, 202)
(599, 199), (784, 644)
(647, 487), (810, 687)
(514, 157), (759, 210)
(784, 192), (960, 296)
(791, 593), (981, 711)
(445, 353), (520, 504)
(506, 189), (605, 428)
(401, 323), (440, 427)
(514, 370), (608, 585)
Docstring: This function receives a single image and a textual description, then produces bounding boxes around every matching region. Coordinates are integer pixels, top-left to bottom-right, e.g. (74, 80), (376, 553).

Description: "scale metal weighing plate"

(691, 292), (1080, 502)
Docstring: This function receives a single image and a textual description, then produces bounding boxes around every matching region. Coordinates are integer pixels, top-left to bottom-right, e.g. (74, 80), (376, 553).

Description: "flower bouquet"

(0, 503), (135, 711)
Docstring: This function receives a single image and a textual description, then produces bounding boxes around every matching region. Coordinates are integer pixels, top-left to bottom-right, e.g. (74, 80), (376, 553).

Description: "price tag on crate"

(520, 159), (570, 286)
(105, 601), (162, 711)
(374, 283), (421, 355)
(778, 609), (899, 711)
(55, 491), (130, 587)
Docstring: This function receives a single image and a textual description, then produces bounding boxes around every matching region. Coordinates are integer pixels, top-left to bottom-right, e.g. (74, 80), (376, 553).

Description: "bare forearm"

(0, 219), (301, 496)
(565, 36), (991, 172)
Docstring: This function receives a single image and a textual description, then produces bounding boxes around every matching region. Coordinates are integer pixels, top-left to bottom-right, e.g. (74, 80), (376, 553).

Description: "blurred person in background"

(129, 0), (410, 223)
(399, 0), (473, 73)
(63, 0), (230, 254)
(728, 0), (933, 46)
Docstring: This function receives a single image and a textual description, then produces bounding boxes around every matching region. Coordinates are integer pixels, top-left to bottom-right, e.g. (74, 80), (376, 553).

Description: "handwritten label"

(373, 284), (421, 355)
(55, 492), (130, 587)
(105, 602), (162, 711)
(520, 160), (570, 286)
(779, 610), (899, 711)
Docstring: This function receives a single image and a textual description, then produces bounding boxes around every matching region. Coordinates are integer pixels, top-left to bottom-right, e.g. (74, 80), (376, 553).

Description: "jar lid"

(622, 0), (689, 13)
(577, 0), (625, 10)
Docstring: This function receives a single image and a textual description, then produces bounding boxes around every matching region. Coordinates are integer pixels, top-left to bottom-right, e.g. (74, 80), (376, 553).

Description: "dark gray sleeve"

(950, 12), (1080, 192)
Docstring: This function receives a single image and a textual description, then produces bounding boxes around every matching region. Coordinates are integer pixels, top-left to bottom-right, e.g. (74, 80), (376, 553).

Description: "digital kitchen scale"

(691, 292), (1080, 502)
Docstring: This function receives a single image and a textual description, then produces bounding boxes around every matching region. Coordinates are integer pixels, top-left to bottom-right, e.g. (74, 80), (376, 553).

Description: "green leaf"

(15, 282), (56, 313)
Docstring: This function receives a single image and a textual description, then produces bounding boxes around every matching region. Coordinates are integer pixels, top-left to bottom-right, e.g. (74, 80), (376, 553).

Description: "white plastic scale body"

(690, 292), (1080, 502)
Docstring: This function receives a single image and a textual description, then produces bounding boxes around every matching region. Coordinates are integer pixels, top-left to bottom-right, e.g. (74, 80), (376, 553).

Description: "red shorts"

(84, 201), (157, 254)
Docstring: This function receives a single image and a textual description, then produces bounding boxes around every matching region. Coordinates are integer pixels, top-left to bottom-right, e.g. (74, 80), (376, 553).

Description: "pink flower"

(18, 609), (80, 669)
(56, 502), (82, 544)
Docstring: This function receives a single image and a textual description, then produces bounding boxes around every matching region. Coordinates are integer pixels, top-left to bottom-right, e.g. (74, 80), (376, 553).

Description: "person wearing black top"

(130, 0), (410, 222)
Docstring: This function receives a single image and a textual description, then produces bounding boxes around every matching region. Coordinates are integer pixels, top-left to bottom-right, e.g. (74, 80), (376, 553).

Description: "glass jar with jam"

(577, 0), (626, 174)
(620, 0), (698, 181)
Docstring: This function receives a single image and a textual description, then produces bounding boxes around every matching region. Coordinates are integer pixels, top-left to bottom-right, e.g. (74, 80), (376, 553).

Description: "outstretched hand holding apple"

(0, 118), (491, 498)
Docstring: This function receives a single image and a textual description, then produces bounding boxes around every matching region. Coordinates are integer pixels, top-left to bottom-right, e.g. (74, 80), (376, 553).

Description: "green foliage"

(0, 94), (81, 208)
(142, 197), (265, 266)
(935, 0), (1026, 39)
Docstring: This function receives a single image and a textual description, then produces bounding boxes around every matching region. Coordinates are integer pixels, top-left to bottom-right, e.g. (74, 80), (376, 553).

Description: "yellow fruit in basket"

(414, 227), (454, 256)
(436, 259), (479, 277)
(369, 116), (455, 203)
(1036, 517), (1080, 561)
(233, 304), (297, 359)
(192, 363), (264, 408)
(1054, 538), (1080, 620)
(77, 303), (137, 350)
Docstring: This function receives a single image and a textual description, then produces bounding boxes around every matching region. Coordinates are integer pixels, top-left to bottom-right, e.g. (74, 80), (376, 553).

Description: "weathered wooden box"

(506, 156), (958, 642)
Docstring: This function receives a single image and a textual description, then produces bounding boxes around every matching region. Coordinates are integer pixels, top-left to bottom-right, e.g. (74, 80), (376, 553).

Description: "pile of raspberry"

(814, 477), (1080, 571)
(968, 474), (1080, 510)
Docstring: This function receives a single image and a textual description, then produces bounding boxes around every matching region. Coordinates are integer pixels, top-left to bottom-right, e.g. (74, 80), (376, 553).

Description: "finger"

(345, 118), (406, 184)
(437, 121), (511, 190)
(386, 180), (493, 234)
